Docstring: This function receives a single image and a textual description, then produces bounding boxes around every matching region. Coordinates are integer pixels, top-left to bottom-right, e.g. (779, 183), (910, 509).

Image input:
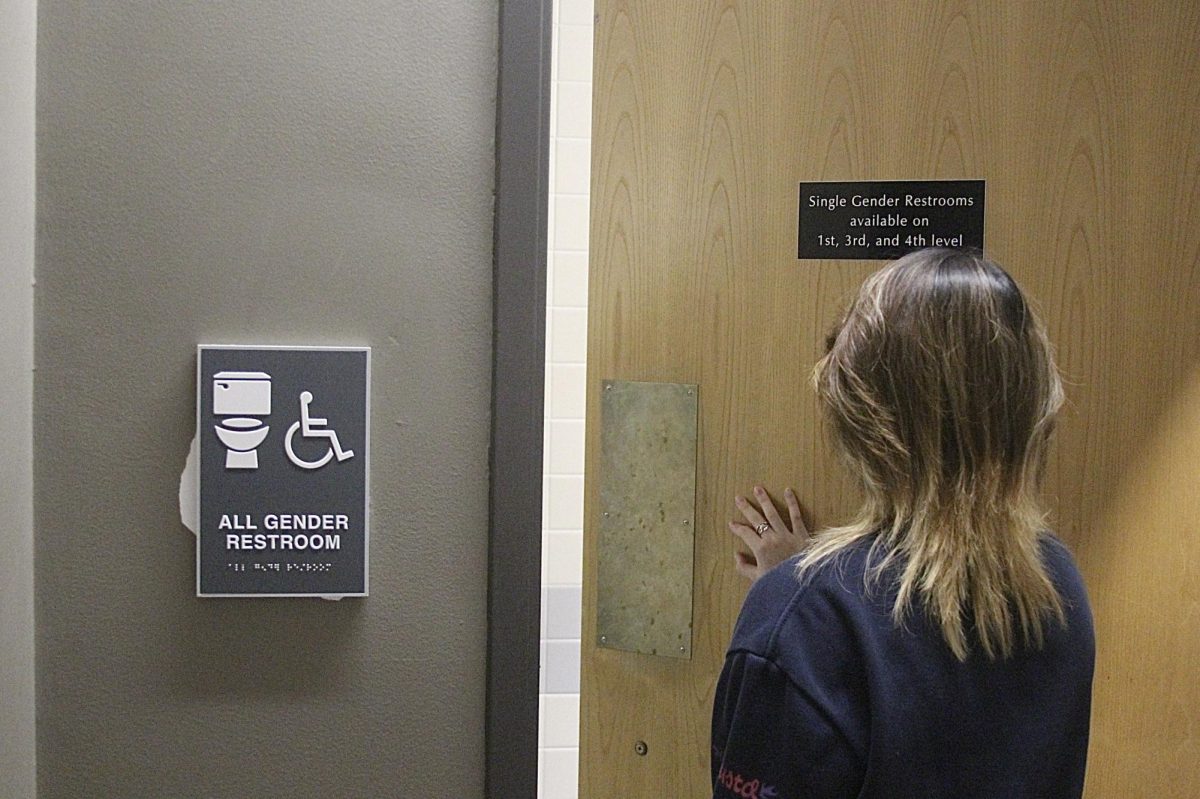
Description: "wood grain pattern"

(582, 2), (1200, 795)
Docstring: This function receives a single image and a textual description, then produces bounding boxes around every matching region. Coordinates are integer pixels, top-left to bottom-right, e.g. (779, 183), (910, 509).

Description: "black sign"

(197, 346), (370, 597)
(798, 180), (984, 260)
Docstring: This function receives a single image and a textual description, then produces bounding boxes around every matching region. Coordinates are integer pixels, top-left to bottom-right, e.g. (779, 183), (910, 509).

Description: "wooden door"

(580, 2), (1200, 796)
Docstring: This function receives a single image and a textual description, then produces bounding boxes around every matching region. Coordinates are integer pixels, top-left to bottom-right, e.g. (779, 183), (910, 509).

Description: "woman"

(713, 249), (1095, 798)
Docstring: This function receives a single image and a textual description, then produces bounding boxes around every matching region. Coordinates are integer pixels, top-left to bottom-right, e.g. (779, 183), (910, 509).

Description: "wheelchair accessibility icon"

(285, 391), (355, 470)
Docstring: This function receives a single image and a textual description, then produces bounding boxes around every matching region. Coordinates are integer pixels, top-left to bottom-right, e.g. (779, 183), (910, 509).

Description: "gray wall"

(35, 2), (497, 796)
(1, 0), (37, 796)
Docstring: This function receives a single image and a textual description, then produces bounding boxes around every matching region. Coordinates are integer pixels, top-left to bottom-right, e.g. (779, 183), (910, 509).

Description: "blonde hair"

(801, 248), (1066, 660)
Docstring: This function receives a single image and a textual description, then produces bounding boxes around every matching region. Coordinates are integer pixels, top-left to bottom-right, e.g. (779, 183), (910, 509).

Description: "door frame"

(487, 0), (553, 796)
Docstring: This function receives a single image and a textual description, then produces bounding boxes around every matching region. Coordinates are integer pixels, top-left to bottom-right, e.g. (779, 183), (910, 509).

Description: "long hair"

(800, 248), (1066, 660)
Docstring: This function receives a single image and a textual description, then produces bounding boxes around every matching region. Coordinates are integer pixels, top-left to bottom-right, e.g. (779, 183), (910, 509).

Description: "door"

(580, 1), (1200, 797)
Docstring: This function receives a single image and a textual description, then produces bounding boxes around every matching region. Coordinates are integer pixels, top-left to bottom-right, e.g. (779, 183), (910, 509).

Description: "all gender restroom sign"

(197, 345), (370, 597)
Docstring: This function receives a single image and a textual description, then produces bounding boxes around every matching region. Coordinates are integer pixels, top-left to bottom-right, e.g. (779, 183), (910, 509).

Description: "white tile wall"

(547, 419), (585, 475)
(553, 194), (591, 251)
(540, 1), (592, 797)
(540, 694), (581, 747)
(547, 364), (585, 419)
(552, 252), (589, 307)
(557, 0), (594, 26)
(543, 530), (584, 585)
(555, 83), (594, 139)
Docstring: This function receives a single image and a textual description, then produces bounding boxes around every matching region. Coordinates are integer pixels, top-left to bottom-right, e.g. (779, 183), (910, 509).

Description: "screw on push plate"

(634, 740), (649, 756)
(600, 635), (607, 644)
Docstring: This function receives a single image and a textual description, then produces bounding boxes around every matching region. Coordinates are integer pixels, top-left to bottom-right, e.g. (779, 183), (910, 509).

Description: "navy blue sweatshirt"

(711, 536), (1094, 798)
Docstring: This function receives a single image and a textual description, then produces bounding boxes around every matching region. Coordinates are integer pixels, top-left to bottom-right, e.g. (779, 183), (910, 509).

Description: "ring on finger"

(755, 522), (770, 537)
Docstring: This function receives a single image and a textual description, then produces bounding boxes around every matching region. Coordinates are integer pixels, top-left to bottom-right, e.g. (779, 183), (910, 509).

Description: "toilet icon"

(212, 371), (272, 469)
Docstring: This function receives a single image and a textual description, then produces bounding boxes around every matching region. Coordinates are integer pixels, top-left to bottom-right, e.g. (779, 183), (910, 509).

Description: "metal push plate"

(597, 380), (698, 659)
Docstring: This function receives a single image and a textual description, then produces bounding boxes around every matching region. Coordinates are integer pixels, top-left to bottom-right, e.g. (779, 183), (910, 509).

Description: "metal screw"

(687, 389), (694, 395)
(680, 646), (687, 653)
(604, 384), (612, 391)
(600, 635), (607, 644)
(634, 740), (649, 756)
(603, 512), (610, 517)
(683, 520), (690, 525)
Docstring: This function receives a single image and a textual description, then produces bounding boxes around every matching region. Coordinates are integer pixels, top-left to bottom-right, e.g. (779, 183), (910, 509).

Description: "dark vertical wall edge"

(488, 0), (551, 796)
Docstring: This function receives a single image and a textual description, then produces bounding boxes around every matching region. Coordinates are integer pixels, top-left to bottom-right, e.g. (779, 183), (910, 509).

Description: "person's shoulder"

(727, 557), (808, 656)
(728, 539), (876, 659)
(1040, 534), (1087, 591)
(1039, 533), (1093, 622)
(1039, 531), (1073, 560)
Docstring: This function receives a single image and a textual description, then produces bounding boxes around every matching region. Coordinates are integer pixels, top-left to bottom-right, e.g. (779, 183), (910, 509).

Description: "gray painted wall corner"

(0, 0), (37, 795)
(35, 2), (497, 795)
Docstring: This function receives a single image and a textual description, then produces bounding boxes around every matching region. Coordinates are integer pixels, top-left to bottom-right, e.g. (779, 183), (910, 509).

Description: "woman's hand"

(729, 486), (809, 583)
